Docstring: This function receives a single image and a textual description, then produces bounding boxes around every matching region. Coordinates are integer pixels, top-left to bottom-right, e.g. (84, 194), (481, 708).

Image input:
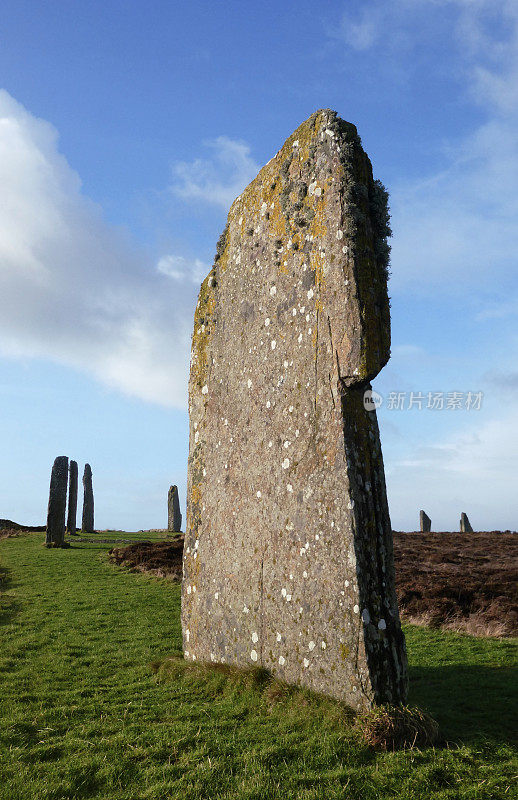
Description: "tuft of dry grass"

(355, 704), (441, 751)
(402, 609), (514, 638)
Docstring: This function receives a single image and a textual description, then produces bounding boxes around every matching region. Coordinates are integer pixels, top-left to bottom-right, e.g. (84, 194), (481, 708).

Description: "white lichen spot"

(281, 588), (287, 598)
(270, 285), (277, 296)
(265, 318), (270, 326)
(194, 431), (199, 443)
(336, 230), (343, 240)
(282, 458), (290, 469)
(287, 484), (293, 492)
(353, 604), (359, 614)
(243, 605), (249, 614)
(271, 340), (276, 350)
(292, 308), (297, 317)
(256, 491), (261, 498)
(201, 385), (208, 395)
(283, 360), (289, 368)
(308, 641), (315, 651)
(321, 641), (326, 649)
(344, 580), (350, 588)
(266, 400), (271, 408)
(286, 594), (292, 602)
(250, 650), (258, 661)
(278, 655), (285, 666)
(185, 629), (190, 642)
(378, 619), (387, 631)
(289, 405), (294, 412)
(268, 441), (273, 448)
(187, 585), (192, 594)
(214, 592), (219, 600)
(276, 632), (282, 642)
(284, 441), (291, 449)
(307, 288), (314, 300)
(252, 632), (259, 643)
(303, 658), (309, 668)
(298, 333), (303, 343)
(303, 570), (308, 578)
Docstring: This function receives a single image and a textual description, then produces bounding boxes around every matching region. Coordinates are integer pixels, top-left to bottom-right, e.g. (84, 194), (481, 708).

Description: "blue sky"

(0, 0), (516, 530)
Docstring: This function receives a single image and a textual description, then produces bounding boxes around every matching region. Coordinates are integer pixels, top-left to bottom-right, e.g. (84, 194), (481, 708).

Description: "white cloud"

(0, 89), (196, 409)
(170, 135), (259, 208)
(356, 0), (518, 295)
(157, 254), (209, 284)
(385, 399), (518, 530)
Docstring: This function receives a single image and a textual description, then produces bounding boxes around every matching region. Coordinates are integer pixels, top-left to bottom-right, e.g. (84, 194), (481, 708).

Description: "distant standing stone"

(82, 463), (94, 533)
(66, 460), (78, 535)
(168, 485), (182, 532)
(182, 109), (408, 710)
(460, 512), (473, 533)
(46, 456), (69, 547)
(420, 510), (431, 532)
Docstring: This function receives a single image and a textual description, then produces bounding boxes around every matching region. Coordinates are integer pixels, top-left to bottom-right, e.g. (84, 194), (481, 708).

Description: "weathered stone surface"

(168, 485), (182, 532)
(182, 110), (408, 710)
(66, 460), (78, 535)
(46, 456), (68, 547)
(420, 510), (431, 533)
(460, 512), (473, 533)
(82, 463), (94, 533)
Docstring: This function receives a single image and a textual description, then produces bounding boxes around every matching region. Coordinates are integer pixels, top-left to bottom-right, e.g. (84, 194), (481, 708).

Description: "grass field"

(0, 532), (516, 800)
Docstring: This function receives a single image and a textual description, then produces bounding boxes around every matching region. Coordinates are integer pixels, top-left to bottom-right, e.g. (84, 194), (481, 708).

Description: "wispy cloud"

(331, 1), (518, 296)
(170, 135), (259, 209)
(385, 398), (518, 530)
(156, 254), (209, 284)
(0, 90), (195, 409)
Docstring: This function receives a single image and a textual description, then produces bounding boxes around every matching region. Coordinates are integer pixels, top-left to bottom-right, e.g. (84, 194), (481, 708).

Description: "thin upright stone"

(46, 456), (69, 547)
(82, 463), (94, 533)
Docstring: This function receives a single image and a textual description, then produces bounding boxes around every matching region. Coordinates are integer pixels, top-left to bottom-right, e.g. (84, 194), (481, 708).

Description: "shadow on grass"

(409, 663), (517, 746)
(0, 563), (21, 624)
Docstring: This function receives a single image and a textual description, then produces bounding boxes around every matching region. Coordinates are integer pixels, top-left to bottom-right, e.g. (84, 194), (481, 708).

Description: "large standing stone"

(182, 110), (408, 710)
(82, 464), (94, 533)
(66, 460), (78, 535)
(168, 485), (182, 532)
(46, 456), (69, 547)
(460, 512), (473, 533)
(420, 510), (431, 532)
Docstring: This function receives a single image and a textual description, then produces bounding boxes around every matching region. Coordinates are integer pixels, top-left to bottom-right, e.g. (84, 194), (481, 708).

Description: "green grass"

(0, 532), (516, 800)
